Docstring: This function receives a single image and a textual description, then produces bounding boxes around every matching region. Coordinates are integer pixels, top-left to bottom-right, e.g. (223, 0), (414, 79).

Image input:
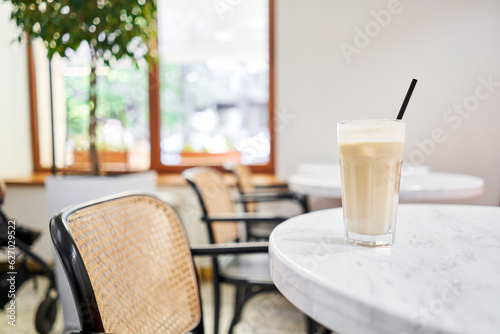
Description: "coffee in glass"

(338, 119), (406, 247)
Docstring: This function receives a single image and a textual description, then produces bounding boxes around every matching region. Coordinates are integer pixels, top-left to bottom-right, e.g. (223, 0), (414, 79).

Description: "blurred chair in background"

(224, 163), (309, 240)
(184, 167), (308, 334)
(224, 162), (309, 213)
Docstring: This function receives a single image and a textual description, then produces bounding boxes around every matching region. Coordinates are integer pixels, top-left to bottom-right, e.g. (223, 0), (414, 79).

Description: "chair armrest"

(205, 212), (286, 224)
(254, 184), (289, 190)
(190, 242), (268, 256)
(235, 191), (307, 203)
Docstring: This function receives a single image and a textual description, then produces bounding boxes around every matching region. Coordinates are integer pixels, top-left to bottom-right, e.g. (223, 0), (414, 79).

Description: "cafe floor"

(0, 277), (306, 334)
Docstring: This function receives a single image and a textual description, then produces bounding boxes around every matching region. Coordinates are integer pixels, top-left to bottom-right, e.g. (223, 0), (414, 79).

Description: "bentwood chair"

(183, 167), (314, 334)
(50, 192), (268, 334)
(224, 163), (309, 213)
(223, 163), (309, 240)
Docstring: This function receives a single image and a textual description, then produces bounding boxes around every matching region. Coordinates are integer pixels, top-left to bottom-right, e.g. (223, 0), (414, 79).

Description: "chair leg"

(305, 315), (316, 334)
(213, 275), (221, 334)
(300, 195), (310, 213)
(232, 286), (245, 322)
(228, 286), (250, 334)
(228, 286), (277, 334)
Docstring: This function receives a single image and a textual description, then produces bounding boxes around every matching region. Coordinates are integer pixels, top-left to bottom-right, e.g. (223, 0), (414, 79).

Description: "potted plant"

(6, 0), (157, 175)
(4, 1), (159, 330)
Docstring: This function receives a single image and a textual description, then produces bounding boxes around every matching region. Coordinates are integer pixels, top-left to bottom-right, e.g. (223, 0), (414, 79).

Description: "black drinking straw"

(396, 79), (418, 120)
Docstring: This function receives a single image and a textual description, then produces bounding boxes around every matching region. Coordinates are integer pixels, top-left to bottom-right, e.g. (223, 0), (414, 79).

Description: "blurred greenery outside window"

(34, 41), (150, 171)
(35, 0), (270, 171)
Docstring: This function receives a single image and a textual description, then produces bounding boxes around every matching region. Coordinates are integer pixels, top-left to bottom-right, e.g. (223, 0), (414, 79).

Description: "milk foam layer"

(338, 120), (405, 143)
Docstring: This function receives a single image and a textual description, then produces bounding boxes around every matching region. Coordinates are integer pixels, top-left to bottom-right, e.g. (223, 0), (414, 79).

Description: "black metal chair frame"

(50, 192), (270, 334)
(224, 165), (310, 214)
(184, 168), (304, 334)
(223, 167), (309, 242)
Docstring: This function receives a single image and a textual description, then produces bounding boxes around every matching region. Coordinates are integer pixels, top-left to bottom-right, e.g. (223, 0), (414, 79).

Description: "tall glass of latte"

(338, 120), (406, 247)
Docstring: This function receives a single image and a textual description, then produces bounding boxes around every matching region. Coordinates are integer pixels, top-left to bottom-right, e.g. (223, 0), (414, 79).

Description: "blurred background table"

(288, 163), (484, 201)
(269, 204), (500, 334)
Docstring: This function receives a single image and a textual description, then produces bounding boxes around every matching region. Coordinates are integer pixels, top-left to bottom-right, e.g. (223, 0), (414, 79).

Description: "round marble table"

(269, 205), (500, 334)
(288, 167), (484, 201)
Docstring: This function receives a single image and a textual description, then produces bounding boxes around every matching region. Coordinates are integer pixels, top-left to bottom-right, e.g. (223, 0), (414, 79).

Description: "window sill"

(3, 171), (285, 188)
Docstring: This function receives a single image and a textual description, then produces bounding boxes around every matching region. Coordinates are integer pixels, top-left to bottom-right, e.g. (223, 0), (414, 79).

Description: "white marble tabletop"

(269, 205), (500, 334)
(289, 164), (484, 201)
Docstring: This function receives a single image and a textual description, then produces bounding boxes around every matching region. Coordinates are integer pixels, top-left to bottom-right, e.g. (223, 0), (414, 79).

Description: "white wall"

(0, 3), (32, 177)
(276, 0), (500, 205)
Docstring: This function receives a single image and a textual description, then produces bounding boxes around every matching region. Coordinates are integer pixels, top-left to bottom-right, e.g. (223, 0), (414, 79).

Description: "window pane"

(35, 41), (150, 171)
(157, 0), (270, 166)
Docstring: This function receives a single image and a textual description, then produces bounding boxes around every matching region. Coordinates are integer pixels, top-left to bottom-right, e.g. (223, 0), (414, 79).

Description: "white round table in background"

(289, 165), (484, 201)
(269, 205), (500, 334)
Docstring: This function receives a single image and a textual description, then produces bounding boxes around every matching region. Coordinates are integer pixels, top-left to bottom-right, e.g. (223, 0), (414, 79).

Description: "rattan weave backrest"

(65, 195), (201, 334)
(230, 165), (258, 212)
(185, 168), (238, 244)
(231, 164), (255, 193)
